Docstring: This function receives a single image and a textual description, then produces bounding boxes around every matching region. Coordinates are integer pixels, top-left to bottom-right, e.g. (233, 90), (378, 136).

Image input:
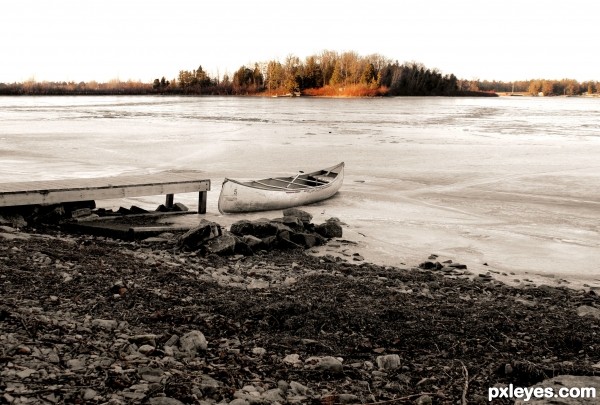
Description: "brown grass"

(303, 84), (388, 97)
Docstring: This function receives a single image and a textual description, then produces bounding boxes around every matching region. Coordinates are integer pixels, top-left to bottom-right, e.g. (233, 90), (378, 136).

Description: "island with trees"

(1, 50), (598, 97)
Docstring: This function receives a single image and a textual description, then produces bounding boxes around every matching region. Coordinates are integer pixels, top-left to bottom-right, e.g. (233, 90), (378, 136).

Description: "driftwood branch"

(461, 361), (469, 405)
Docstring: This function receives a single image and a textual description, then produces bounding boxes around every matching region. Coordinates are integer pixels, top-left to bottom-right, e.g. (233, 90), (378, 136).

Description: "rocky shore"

(1, 207), (600, 404)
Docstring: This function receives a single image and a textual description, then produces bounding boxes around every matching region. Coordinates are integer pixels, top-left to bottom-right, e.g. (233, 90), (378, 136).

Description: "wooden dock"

(0, 170), (211, 214)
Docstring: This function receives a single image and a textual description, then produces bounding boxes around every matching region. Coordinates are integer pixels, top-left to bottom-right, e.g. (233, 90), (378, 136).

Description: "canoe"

(218, 162), (344, 214)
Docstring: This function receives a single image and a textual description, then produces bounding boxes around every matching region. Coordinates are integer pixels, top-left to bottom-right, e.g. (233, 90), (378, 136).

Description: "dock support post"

(165, 194), (174, 209)
(198, 191), (207, 214)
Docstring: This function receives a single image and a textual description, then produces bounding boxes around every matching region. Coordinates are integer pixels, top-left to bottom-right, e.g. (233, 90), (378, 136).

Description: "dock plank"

(0, 170), (210, 213)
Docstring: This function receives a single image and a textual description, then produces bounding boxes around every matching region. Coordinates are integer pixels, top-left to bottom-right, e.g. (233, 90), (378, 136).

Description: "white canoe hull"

(218, 162), (344, 214)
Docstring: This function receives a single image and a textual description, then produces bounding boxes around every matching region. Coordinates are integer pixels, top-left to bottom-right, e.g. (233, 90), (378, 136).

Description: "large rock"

(276, 230), (304, 250)
(242, 234), (264, 250)
(229, 219), (255, 236)
(230, 219), (282, 238)
(315, 219), (343, 238)
(0, 214), (27, 228)
(271, 215), (305, 232)
(290, 231), (324, 248)
(32, 204), (66, 224)
(261, 235), (277, 250)
(282, 208), (313, 224)
(178, 219), (221, 250)
(205, 231), (237, 256)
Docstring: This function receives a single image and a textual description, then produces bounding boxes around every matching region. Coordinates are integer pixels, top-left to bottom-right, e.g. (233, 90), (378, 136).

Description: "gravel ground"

(1, 224), (600, 404)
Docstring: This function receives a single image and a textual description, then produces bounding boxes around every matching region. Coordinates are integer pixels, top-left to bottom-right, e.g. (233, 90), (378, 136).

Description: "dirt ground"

(1, 226), (600, 404)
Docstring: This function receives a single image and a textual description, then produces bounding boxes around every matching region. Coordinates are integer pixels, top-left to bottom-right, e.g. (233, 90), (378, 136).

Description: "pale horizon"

(2, 0), (599, 84)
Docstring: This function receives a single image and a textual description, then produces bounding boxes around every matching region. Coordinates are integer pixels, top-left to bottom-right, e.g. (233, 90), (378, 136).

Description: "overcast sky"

(1, 0), (598, 83)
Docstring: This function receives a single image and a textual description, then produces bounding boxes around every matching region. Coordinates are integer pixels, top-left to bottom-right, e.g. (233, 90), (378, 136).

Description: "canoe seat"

(312, 176), (331, 184)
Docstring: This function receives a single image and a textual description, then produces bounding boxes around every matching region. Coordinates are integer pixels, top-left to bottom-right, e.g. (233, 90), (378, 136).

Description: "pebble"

(91, 319), (119, 330)
(139, 366), (164, 383)
(66, 358), (85, 371)
(229, 399), (249, 405)
(376, 354), (401, 370)
(179, 330), (207, 355)
(289, 381), (310, 395)
(313, 356), (343, 373)
(283, 354), (303, 367)
(577, 305), (600, 319)
(148, 398), (186, 405)
(252, 347), (267, 356)
(82, 388), (98, 400)
(16, 368), (36, 379)
(138, 344), (156, 355)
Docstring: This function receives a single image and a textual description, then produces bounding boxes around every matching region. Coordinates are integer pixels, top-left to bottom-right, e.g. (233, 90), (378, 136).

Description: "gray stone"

(229, 399), (249, 405)
(289, 381), (310, 395)
(577, 305), (600, 319)
(415, 395), (433, 405)
(138, 344), (156, 355)
(179, 330), (207, 355)
(148, 398), (186, 405)
(0, 214), (27, 228)
(205, 232), (237, 256)
(376, 354), (401, 370)
(315, 221), (343, 238)
(280, 215), (305, 231)
(82, 388), (98, 400)
(231, 219), (283, 238)
(199, 374), (222, 393)
(247, 279), (270, 289)
(91, 319), (119, 331)
(261, 235), (277, 250)
(16, 368), (37, 378)
(283, 354), (303, 366)
(66, 358), (85, 371)
(337, 394), (359, 404)
(123, 392), (146, 400)
(164, 334), (179, 347)
(282, 208), (313, 224)
(277, 380), (289, 393)
(252, 347), (267, 356)
(138, 366), (164, 383)
(315, 356), (343, 373)
(173, 202), (189, 212)
(242, 234), (264, 249)
(230, 219), (255, 236)
(129, 334), (158, 346)
(289, 232), (319, 248)
(447, 262), (468, 269)
(233, 237), (254, 256)
(178, 220), (221, 250)
(262, 388), (285, 403)
(71, 208), (92, 218)
(276, 230), (304, 250)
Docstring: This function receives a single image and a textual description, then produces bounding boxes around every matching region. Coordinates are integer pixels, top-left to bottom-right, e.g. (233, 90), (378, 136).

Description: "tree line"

(166, 51), (468, 97)
(466, 78), (598, 96)
(1, 50), (598, 97)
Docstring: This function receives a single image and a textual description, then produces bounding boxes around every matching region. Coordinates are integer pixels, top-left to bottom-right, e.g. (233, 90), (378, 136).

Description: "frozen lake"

(1, 95), (599, 285)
